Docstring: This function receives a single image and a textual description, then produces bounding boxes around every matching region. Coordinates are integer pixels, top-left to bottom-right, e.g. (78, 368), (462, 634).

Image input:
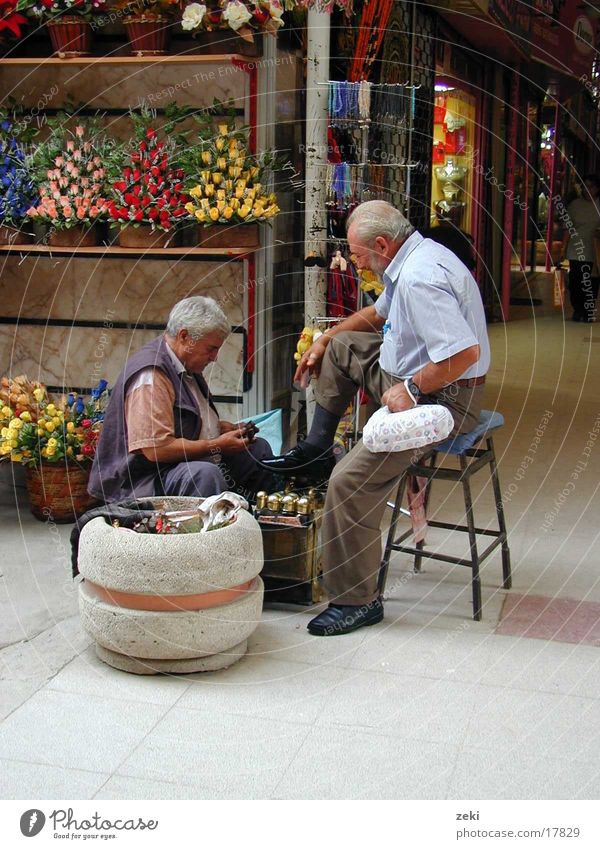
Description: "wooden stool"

(377, 410), (512, 621)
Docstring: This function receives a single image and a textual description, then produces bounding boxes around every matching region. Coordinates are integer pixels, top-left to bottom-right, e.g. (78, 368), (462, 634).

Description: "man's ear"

(374, 236), (388, 254)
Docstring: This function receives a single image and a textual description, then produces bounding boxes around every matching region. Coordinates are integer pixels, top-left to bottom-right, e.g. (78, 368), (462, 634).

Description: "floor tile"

(0, 758), (108, 800)
(94, 775), (209, 800)
(318, 669), (477, 747)
(0, 689), (168, 773)
(273, 725), (458, 799)
(0, 680), (37, 722)
(496, 593), (600, 646)
(117, 708), (310, 798)
(179, 655), (345, 724)
(463, 684), (600, 764)
(447, 747), (600, 800)
(47, 645), (192, 706)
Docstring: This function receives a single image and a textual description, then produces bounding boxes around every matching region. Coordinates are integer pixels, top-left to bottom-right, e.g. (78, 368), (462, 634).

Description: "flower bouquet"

(26, 119), (110, 246)
(17, 0), (108, 56)
(107, 115), (189, 248)
(0, 379), (108, 521)
(182, 115), (279, 247)
(180, 0), (283, 50)
(112, 0), (182, 55)
(0, 114), (38, 245)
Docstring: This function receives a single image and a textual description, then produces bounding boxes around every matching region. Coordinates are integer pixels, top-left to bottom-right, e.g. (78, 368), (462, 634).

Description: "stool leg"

(414, 452), (436, 574)
(377, 473), (408, 596)
(487, 436), (512, 589)
(460, 454), (482, 621)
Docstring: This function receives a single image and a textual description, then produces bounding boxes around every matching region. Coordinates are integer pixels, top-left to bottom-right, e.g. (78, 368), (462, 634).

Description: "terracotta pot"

(25, 462), (98, 523)
(181, 30), (262, 57)
(46, 16), (91, 57)
(124, 15), (171, 56)
(196, 223), (259, 249)
(118, 225), (174, 249)
(48, 225), (98, 247)
(0, 225), (34, 246)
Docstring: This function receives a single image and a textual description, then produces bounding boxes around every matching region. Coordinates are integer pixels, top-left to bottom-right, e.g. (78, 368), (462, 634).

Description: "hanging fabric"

(349, 0), (394, 82)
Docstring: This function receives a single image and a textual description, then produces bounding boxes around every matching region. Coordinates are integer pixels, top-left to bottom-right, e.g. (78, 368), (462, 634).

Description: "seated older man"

(89, 296), (276, 503)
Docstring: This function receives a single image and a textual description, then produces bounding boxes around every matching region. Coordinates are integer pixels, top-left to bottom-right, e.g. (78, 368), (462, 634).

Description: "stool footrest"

(388, 535), (506, 569)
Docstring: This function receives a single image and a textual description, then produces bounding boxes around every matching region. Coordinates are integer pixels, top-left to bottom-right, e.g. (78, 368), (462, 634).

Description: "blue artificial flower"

(75, 397), (85, 415)
(67, 393), (75, 408)
(91, 379), (108, 400)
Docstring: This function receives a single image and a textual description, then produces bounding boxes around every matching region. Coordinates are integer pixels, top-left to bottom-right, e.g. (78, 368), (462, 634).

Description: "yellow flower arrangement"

(182, 116), (280, 227)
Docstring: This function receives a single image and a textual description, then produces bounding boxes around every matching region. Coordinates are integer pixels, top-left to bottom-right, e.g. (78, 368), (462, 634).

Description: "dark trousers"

(568, 261), (599, 321)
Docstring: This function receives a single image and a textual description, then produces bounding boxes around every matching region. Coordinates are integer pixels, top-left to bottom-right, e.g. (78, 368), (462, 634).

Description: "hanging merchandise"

(434, 94), (447, 124)
(349, 0), (394, 81)
(327, 249), (358, 317)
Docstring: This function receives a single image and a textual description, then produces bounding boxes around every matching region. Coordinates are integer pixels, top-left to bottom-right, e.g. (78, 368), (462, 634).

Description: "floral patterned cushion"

(363, 404), (454, 454)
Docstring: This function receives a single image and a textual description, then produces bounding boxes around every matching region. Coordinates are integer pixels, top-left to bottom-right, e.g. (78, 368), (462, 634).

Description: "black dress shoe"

(255, 442), (335, 483)
(307, 598), (384, 636)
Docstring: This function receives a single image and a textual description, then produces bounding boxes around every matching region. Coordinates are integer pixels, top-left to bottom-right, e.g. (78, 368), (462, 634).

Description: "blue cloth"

(374, 231), (490, 379)
(241, 408), (283, 455)
(435, 409), (504, 455)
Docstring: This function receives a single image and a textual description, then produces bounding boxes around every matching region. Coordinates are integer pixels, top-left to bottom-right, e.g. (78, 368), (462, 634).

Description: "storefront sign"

(529, 0), (597, 79)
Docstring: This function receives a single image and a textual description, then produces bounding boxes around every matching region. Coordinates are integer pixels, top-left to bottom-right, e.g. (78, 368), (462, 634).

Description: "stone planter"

(48, 225), (98, 247)
(78, 496), (265, 674)
(197, 223), (259, 249)
(0, 225), (34, 246)
(118, 225), (174, 249)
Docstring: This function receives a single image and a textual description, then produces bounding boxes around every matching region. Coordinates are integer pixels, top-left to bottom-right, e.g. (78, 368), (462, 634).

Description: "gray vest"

(88, 335), (219, 503)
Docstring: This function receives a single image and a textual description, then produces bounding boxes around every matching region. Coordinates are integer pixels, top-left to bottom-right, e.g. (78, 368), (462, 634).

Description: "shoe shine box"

(258, 508), (323, 605)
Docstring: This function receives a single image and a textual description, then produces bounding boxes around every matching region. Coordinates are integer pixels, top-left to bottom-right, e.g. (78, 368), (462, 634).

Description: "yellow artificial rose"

(11, 453), (22, 462)
(223, 207), (233, 220)
(253, 207), (265, 218)
(66, 446), (73, 457)
(45, 421), (55, 433)
(9, 418), (23, 430)
(218, 123), (229, 136)
(216, 189), (226, 200)
(229, 166), (241, 179)
(225, 179), (234, 192)
(215, 138), (225, 151)
(52, 416), (61, 427)
(217, 157), (227, 170)
(46, 403), (56, 414)
(238, 206), (250, 219)
(200, 171), (211, 183)
(2, 406), (11, 418)
(66, 421), (75, 433)
(41, 447), (48, 458)
(200, 198), (210, 209)
(10, 438), (18, 448)
(189, 186), (203, 199)
(185, 202), (195, 215)
(235, 186), (245, 199)
(33, 388), (44, 402)
(195, 210), (206, 222)
(230, 198), (240, 210)
(201, 150), (212, 165)
(212, 172), (223, 186)
(204, 184), (215, 197)
(19, 411), (32, 422)
(37, 428), (45, 437)
(209, 207), (220, 221)
(1, 427), (8, 437)
(47, 438), (57, 448)
(216, 200), (225, 213)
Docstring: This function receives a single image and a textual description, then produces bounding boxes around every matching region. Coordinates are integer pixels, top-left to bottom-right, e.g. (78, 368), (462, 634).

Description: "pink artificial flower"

(46, 169), (54, 179)
(70, 184), (79, 194)
(73, 150), (82, 161)
(52, 191), (61, 200)
(93, 156), (101, 166)
(48, 208), (58, 219)
(66, 140), (74, 152)
(65, 162), (74, 174)
(86, 161), (94, 172)
(55, 156), (64, 166)
(58, 177), (68, 188)
(26, 207), (38, 217)
(75, 126), (84, 137)
(76, 207), (86, 219)
(63, 206), (73, 217)
(89, 205), (99, 216)
(83, 142), (91, 153)
(71, 167), (80, 178)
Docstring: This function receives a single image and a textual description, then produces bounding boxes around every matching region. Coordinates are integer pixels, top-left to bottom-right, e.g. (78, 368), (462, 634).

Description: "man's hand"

(381, 383), (416, 413)
(293, 335), (330, 384)
(215, 427), (252, 455)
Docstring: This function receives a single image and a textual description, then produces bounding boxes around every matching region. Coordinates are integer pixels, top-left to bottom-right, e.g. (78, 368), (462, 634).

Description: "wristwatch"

(404, 378), (422, 406)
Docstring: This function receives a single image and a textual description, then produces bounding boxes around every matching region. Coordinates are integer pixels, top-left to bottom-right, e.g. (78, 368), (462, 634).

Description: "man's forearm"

(141, 436), (218, 464)
(413, 345), (481, 394)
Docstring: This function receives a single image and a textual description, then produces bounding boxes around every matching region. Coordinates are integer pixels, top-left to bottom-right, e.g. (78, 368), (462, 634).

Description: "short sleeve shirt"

(374, 231), (490, 379)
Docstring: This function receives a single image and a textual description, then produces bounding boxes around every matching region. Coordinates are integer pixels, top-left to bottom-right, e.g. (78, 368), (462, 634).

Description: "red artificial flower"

(139, 141), (146, 152)
(146, 129), (156, 140)
(143, 159), (150, 169)
(141, 195), (151, 207)
(113, 181), (127, 192)
(82, 444), (95, 457)
(148, 184), (158, 195)
(123, 167), (132, 179)
(132, 184), (141, 196)
(81, 418), (92, 428)
(148, 208), (159, 220)
(134, 210), (144, 221)
(131, 153), (140, 163)
(156, 198), (166, 208)
(132, 169), (140, 181)
(151, 166), (160, 178)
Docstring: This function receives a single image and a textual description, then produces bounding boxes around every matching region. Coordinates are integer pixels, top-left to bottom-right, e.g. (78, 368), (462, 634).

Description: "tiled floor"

(0, 308), (599, 799)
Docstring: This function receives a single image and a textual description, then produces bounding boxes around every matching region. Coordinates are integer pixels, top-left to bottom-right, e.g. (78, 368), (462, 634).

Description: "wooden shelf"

(0, 54), (249, 66)
(0, 244), (254, 259)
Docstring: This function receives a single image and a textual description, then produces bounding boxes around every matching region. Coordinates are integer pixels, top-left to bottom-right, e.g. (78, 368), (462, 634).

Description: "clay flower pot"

(118, 225), (174, 249)
(48, 224), (98, 247)
(78, 496), (265, 674)
(124, 14), (171, 56)
(196, 223), (259, 248)
(46, 16), (92, 57)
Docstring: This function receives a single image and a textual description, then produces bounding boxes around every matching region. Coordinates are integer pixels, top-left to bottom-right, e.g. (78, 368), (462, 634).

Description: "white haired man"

(89, 296), (275, 503)
(258, 200), (490, 635)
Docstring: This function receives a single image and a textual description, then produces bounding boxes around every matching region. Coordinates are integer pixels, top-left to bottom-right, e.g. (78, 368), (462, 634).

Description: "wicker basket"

(25, 462), (97, 523)
(48, 225), (98, 247)
(118, 225), (174, 249)
(196, 223), (259, 248)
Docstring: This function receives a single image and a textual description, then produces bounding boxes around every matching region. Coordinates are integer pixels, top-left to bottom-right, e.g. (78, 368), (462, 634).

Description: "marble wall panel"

(0, 325), (245, 400)
(0, 62), (247, 111)
(0, 256), (245, 325)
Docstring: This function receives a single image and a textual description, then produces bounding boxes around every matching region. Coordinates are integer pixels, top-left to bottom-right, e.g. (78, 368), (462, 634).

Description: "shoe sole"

(307, 612), (384, 637)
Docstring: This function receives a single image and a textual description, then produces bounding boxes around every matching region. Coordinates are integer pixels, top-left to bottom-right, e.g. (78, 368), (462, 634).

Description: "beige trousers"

(315, 332), (484, 605)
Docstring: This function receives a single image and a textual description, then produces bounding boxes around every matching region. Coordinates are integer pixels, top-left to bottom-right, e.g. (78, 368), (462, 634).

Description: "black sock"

(303, 404), (340, 452)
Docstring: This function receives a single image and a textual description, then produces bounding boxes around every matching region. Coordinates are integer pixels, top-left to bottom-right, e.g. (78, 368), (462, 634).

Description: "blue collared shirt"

(374, 231), (490, 379)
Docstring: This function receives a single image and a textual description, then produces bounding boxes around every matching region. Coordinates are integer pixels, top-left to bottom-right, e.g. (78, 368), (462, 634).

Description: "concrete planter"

(78, 496), (264, 674)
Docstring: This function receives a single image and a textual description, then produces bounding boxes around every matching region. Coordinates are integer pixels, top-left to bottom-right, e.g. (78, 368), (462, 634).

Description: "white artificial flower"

(267, 0), (284, 21)
(181, 3), (207, 31)
(222, 0), (252, 31)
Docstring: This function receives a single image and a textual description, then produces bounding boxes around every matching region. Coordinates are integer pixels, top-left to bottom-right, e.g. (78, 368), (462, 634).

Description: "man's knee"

(164, 461), (226, 497)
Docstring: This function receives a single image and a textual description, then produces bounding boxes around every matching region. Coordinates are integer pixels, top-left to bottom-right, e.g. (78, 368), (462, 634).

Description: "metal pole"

(304, 9), (330, 326)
